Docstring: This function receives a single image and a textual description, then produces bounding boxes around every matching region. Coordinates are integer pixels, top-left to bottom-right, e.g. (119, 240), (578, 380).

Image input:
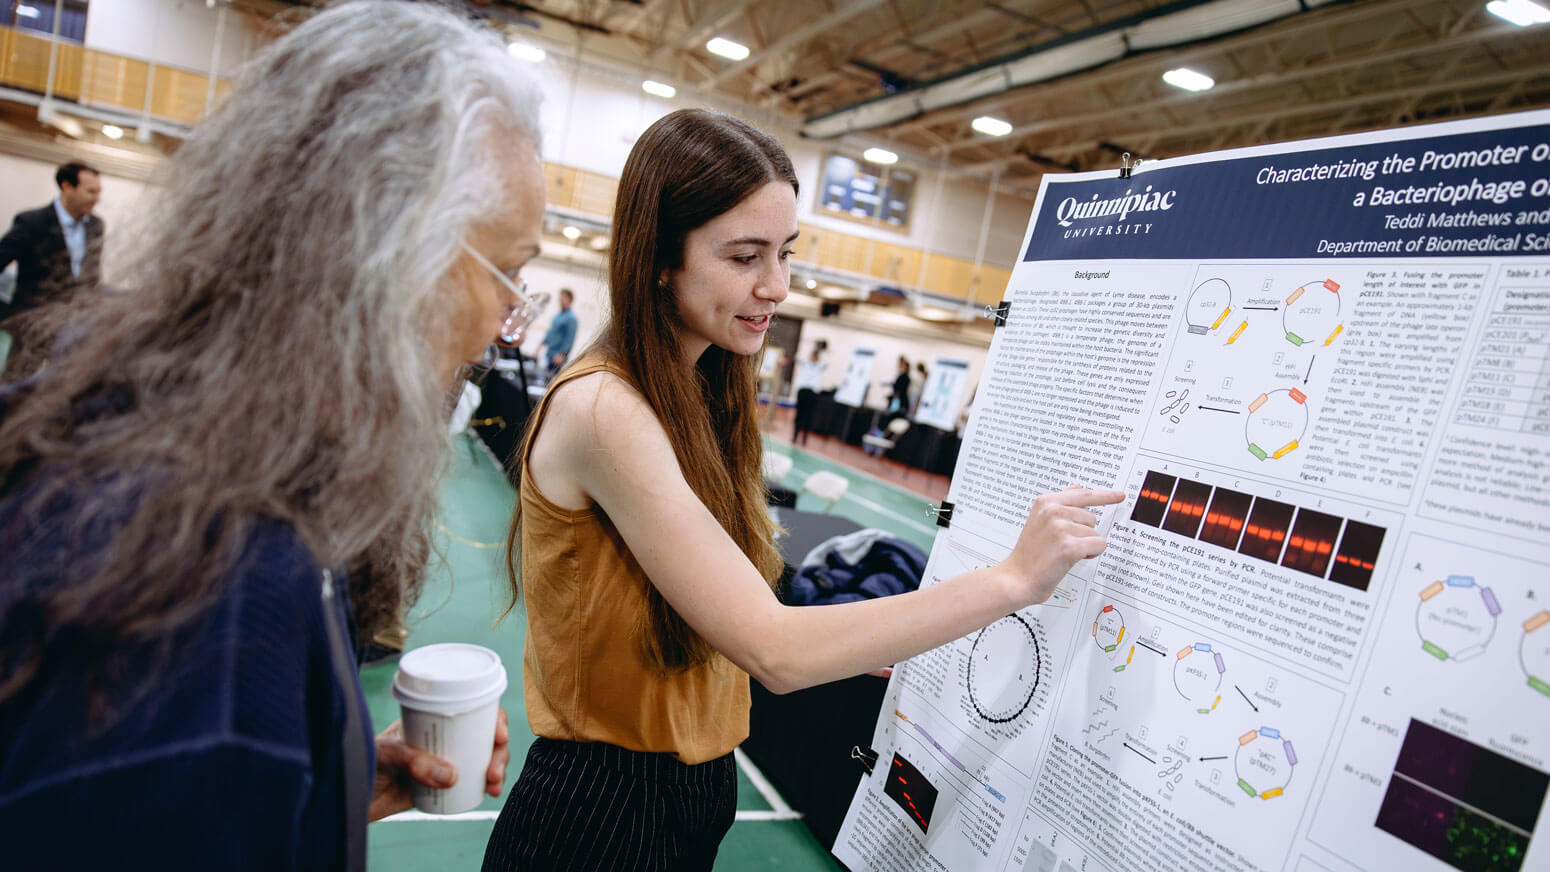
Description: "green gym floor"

(0, 331), (936, 869)
(364, 431), (938, 870)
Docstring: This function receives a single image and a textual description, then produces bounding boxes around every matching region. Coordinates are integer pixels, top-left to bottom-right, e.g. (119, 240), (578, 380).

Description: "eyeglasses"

(462, 242), (550, 345)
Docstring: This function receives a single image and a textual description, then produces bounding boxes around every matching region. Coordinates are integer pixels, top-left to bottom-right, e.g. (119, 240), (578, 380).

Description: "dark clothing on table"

(0, 481), (374, 871)
(788, 536), (927, 606)
(0, 202), (104, 379)
(484, 738), (736, 872)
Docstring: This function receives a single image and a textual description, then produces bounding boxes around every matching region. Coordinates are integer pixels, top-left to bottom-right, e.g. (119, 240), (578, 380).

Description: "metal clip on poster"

(981, 302), (1011, 327)
(926, 501), (955, 528)
(850, 745), (879, 775)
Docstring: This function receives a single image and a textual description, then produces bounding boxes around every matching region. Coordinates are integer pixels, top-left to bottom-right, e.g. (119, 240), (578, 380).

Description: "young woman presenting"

(484, 108), (1122, 872)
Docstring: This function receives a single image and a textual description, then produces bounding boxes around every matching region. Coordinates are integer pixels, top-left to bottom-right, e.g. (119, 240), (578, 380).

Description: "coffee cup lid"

(392, 643), (507, 713)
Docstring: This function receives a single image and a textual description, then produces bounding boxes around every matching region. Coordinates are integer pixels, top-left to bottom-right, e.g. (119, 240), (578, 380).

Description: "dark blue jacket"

(788, 537), (927, 606)
(0, 491), (374, 871)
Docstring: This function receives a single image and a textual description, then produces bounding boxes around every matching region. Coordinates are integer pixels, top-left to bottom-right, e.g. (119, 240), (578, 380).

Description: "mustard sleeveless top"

(516, 357), (750, 764)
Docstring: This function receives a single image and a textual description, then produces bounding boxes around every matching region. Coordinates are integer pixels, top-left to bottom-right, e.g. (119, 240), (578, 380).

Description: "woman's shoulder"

(542, 359), (657, 436)
(529, 356), (678, 500)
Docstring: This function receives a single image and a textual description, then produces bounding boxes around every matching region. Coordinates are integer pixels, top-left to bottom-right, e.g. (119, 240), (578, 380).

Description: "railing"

(544, 161), (1011, 305)
(0, 24), (1010, 304)
(0, 24), (233, 127)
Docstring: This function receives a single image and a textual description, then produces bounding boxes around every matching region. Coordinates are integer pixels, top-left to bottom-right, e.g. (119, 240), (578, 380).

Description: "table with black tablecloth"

(743, 507), (891, 852)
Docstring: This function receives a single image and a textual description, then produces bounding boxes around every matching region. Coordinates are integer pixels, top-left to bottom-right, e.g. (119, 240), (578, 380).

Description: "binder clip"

(926, 501), (955, 528)
(981, 301), (1011, 327)
(1119, 152), (1132, 179)
(851, 745), (878, 775)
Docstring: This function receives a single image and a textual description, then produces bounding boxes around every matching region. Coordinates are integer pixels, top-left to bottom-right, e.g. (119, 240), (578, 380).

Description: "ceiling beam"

(935, 15), (1537, 154)
(890, 0), (1426, 137)
(1037, 62), (1550, 160)
(609, 0), (676, 36)
(782, 1), (1008, 100)
(646, 0), (759, 63)
(707, 0), (889, 87)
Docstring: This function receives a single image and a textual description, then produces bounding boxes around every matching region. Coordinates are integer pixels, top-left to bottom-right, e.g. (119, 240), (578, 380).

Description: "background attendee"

(0, 3), (541, 867)
(909, 360), (928, 417)
(884, 354), (911, 422)
(0, 161), (104, 379)
(483, 107), (1121, 871)
(791, 339), (827, 445)
(540, 287), (577, 378)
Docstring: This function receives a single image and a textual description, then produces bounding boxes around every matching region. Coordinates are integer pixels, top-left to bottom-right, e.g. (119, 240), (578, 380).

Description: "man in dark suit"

(0, 161), (105, 379)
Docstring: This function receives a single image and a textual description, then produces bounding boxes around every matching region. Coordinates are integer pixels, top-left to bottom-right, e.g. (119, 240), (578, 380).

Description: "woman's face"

(668, 181), (797, 364)
(443, 147), (545, 378)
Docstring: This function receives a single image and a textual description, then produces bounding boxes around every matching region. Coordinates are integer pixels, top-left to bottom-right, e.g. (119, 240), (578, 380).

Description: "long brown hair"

(506, 109), (792, 670)
(0, 1), (543, 716)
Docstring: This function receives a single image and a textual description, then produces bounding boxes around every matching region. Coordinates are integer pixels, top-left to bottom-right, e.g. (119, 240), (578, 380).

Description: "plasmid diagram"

(1245, 388), (1310, 461)
(1416, 575), (1500, 663)
(1282, 279), (1344, 347)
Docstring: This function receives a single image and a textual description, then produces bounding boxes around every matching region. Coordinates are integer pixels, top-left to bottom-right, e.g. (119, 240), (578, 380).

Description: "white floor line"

(383, 810), (501, 822)
(785, 462), (938, 537)
(735, 809), (804, 821)
(734, 747), (803, 821)
(836, 488), (939, 536)
(379, 753), (804, 825)
(382, 807), (803, 824)
(775, 441), (926, 494)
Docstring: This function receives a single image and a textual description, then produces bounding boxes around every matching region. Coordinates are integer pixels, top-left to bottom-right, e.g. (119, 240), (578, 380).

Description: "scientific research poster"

(914, 359), (972, 432)
(835, 109), (1550, 872)
(837, 348), (877, 407)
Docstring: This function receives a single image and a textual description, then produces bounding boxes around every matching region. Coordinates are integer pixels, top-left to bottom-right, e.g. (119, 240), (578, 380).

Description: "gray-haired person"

(0, 3), (545, 869)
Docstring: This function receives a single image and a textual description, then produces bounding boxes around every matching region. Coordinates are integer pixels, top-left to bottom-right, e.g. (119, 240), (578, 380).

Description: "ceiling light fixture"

(862, 147), (898, 165)
(507, 43), (546, 63)
(805, 279), (817, 290)
(706, 37), (750, 60)
(1162, 67), (1215, 92)
(641, 79), (676, 98)
(561, 225), (581, 240)
(1487, 0), (1550, 26)
(101, 124), (124, 140)
(971, 116), (1013, 137)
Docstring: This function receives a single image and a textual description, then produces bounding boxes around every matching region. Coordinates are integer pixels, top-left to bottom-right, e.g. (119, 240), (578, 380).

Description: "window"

(8, 1), (89, 43)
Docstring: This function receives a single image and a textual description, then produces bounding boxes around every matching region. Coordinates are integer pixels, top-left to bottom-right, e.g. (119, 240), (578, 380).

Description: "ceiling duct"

(801, 0), (1336, 139)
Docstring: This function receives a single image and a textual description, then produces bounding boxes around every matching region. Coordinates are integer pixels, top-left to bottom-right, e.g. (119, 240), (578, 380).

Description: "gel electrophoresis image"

(1129, 470), (1386, 589)
(884, 753), (938, 834)
(1132, 470), (1177, 528)
(1199, 488), (1253, 550)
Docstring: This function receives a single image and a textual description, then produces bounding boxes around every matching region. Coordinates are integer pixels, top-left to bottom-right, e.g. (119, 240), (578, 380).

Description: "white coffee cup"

(391, 643), (508, 814)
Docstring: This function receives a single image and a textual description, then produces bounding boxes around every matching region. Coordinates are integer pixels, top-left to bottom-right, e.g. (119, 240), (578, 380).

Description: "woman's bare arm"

(533, 372), (1123, 694)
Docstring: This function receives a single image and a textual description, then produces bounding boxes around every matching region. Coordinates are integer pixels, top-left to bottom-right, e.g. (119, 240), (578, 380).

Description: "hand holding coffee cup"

(390, 643), (509, 814)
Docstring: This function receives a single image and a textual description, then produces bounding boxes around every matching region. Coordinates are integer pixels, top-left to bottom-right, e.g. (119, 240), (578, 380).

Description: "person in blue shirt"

(0, 3), (547, 868)
(541, 287), (578, 377)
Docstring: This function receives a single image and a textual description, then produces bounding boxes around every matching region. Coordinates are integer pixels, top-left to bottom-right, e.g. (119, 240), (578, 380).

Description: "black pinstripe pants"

(482, 738), (737, 872)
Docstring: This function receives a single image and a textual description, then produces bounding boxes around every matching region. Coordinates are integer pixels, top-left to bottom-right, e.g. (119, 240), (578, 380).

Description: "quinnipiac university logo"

(1055, 184), (1176, 240)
